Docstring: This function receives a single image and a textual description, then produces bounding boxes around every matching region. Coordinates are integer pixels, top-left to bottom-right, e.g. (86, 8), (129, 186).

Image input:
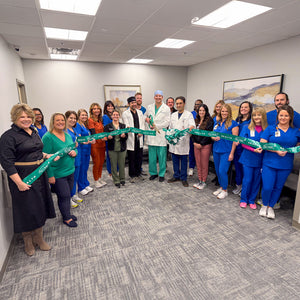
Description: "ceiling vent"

(50, 47), (80, 56)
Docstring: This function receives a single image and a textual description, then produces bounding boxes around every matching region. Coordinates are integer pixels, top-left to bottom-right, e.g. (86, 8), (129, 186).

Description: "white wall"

(22, 60), (188, 124)
(0, 36), (25, 271)
(187, 35), (300, 113)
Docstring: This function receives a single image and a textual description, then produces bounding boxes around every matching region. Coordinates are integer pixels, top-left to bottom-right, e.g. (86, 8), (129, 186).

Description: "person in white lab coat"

(145, 90), (170, 182)
(167, 96), (195, 187)
(122, 96), (145, 182)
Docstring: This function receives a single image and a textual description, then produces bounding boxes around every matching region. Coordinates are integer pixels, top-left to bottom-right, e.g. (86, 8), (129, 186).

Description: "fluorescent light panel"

(45, 27), (88, 41)
(127, 59), (153, 64)
(50, 54), (78, 60)
(39, 0), (102, 16)
(192, 0), (272, 28)
(155, 38), (195, 49)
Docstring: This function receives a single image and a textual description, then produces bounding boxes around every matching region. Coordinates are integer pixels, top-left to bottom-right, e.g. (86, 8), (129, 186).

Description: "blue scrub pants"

(189, 137), (196, 169)
(71, 165), (80, 197)
(213, 151), (231, 190)
(78, 151), (90, 191)
(172, 154), (188, 181)
(240, 165), (261, 204)
(233, 145), (243, 185)
(261, 165), (291, 207)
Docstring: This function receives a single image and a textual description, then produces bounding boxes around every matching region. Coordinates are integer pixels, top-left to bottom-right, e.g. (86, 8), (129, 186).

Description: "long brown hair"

(195, 104), (211, 130)
(89, 103), (103, 123)
(212, 100), (225, 119)
(218, 104), (233, 129)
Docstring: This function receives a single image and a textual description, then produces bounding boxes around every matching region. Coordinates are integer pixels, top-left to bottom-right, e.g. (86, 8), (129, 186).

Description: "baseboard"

(292, 220), (300, 231)
(0, 234), (15, 283)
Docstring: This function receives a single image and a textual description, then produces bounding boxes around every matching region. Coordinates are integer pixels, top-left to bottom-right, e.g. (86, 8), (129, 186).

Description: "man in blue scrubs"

(267, 92), (300, 128)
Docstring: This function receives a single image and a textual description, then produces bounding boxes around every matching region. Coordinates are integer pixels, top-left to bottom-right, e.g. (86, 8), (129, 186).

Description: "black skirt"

(8, 164), (56, 233)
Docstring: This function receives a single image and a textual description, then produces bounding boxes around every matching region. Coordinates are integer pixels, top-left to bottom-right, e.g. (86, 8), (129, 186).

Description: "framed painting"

(223, 74), (284, 119)
(104, 85), (141, 113)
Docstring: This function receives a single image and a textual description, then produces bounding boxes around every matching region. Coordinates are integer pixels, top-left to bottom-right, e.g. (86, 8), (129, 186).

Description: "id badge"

(250, 130), (255, 137)
(213, 124), (218, 130)
(275, 130), (281, 137)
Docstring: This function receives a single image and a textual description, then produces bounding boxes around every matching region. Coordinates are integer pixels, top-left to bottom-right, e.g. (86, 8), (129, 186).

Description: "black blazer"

(104, 122), (128, 152)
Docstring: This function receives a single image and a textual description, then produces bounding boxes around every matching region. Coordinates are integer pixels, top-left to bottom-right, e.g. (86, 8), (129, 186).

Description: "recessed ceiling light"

(191, 0), (272, 28)
(154, 38), (195, 49)
(39, 0), (102, 16)
(50, 54), (78, 60)
(45, 27), (88, 41)
(127, 59), (153, 64)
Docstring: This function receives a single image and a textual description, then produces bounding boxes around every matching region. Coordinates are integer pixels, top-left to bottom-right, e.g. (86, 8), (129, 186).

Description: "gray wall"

(22, 60), (188, 125)
(0, 36), (25, 270)
(187, 35), (300, 113)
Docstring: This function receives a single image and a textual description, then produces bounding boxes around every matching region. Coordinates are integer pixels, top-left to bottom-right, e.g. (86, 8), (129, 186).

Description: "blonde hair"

(248, 107), (268, 131)
(78, 108), (88, 127)
(218, 104), (233, 129)
(11, 104), (35, 124)
(89, 103), (103, 123)
(49, 113), (66, 132)
(212, 100), (225, 119)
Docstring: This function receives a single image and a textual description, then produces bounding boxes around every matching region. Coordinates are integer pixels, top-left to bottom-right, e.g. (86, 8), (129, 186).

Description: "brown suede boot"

(22, 231), (35, 256)
(32, 227), (51, 251)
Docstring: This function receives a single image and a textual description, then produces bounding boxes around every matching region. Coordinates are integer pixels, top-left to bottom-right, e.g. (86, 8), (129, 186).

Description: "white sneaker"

(72, 194), (83, 203)
(85, 186), (94, 193)
(198, 182), (206, 190)
(70, 199), (79, 208)
(79, 188), (89, 196)
(98, 179), (107, 188)
(188, 168), (194, 176)
(267, 207), (275, 219)
(233, 184), (242, 195)
(94, 180), (102, 188)
(213, 187), (222, 196)
(217, 190), (228, 199)
(273, 202), (281, 210)
(193, 182), (201, 189)
(259, 205), (268, 217)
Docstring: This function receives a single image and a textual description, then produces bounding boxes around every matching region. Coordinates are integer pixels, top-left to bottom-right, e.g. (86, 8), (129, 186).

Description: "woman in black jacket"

(192, 104), (214, 190)
(103, 110), (128, 187)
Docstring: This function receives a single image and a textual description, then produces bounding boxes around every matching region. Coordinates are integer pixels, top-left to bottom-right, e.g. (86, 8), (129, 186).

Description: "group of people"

(0, 90), (299, 256)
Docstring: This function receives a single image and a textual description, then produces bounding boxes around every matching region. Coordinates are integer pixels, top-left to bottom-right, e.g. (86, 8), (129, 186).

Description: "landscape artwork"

(223, 75), (284, 119)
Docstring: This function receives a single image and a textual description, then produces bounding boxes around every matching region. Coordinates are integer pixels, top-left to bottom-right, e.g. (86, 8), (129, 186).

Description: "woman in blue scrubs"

(212, 104), (239, 199)
(233, 101), (252, 195)
(239, 107), (267, 209)
(260, 105), (300, 219)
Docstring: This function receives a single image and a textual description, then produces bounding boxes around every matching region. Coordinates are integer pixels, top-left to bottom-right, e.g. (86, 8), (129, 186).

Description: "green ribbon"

(164, 128), (300, 153)
(22, 143), (77, 185)
(23, 128), (156, 184)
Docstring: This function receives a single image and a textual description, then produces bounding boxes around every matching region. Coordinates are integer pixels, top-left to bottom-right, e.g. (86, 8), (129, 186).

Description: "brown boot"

(32, 227), (51, 251)
(22, 231), (35, 256)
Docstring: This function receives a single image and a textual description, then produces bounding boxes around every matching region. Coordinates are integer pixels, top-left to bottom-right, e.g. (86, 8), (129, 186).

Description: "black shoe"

(115, 183), (121, 188)
(149, 175), (158, 180)
(70, 215), (77, 221)
(121, 181), (125, 186)
(182, 180), (189, 187)
(168, 177), (180, 183)
(159, 177), (164, 182)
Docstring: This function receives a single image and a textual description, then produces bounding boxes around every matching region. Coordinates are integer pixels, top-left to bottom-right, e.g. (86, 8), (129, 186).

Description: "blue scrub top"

(235, 118), (251, 154)
(213, 120), (238, 153)
(191, 110), (197, 119)
(139, 106), (146, 115)
(261, 125), (300, 170)
(103, 114), (112, 126)
(76, 123), (91, 155)
(267, 109), (300, 128)
(239, 126), (264, 168)
(67, 127), (81, 167)
(34, 124), (47, 138)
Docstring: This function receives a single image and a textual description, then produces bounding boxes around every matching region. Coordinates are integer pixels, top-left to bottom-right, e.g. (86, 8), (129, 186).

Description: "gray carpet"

(1, 162), (300, 300)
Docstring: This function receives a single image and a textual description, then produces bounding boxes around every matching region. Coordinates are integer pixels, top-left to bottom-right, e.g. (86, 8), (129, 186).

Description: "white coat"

(122, 109), (145, 151)
(146, 103), (170, 146)
(169, 110), (195, 155)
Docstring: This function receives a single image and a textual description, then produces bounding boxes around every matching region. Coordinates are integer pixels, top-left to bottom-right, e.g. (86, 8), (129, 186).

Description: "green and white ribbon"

(164, 128), (300, 153)
(23, 128), (156, 184)
(22, 143), (77, 185)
